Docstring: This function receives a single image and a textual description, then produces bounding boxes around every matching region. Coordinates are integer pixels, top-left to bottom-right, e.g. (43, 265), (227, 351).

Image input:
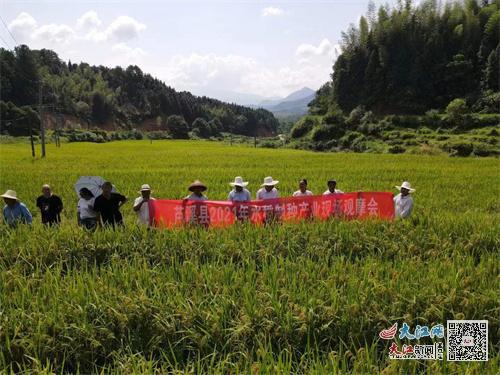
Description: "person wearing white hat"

(133, 184), (155, 226)
(2, 190), (33, 227)
(256, 176), (280, 200)
(394, 181), (415, 218)
(228, 176), (251, 202)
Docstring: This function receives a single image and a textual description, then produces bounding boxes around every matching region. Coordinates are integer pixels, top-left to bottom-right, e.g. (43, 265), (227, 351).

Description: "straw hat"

(395, 181), (415, 193)
(261, 176), (279, 187)
(139, 184), (152, 193)
(1, 190), (19, 200)
(230, 176), (249, 187)
(188, 180), (207, 192)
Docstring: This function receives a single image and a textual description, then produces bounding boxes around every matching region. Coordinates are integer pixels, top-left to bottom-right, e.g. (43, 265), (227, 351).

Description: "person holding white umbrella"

(77, 188), (99, 231)
(228, 176), (251, 202)
(394, 181), (415, 218)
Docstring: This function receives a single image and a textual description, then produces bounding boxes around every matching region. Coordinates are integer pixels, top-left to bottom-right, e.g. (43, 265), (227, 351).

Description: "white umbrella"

(74, 176), (116, 198)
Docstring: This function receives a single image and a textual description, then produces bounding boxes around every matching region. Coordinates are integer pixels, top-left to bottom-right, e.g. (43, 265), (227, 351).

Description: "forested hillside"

(310, 0), (499, 115)
(0, 46), (279, 138)
(289, 0), (499, 157)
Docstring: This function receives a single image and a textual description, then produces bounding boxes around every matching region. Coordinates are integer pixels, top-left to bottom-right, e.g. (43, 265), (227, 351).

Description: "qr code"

(447, 320), (488, 361)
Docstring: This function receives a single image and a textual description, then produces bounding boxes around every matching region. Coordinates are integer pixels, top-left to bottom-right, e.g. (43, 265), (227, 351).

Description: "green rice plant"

(0, 140), (498, 373)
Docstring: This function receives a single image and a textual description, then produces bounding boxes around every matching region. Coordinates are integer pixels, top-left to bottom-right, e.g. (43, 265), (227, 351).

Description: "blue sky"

(1, 0), (397, 102)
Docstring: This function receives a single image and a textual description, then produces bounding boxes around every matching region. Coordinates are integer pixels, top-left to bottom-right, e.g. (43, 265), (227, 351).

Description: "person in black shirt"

(36, 184), (63, 225)
(93, 181), (127, 227)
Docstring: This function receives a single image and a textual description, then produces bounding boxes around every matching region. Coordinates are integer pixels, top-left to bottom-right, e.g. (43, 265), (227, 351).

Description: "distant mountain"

(259, 87), (316, 117)
(195, 89), (280, 107)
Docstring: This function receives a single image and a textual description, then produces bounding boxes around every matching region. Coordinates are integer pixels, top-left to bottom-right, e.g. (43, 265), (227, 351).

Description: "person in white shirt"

(394, 181), (415, 218)
(133, 184), (155, 226)
(77, 188), (99, 231)
(323, 179), (344, 195)
(228, 176), (251, 201)
(293, 179), (313, 197)
(256, 176), (279, 200)
(185, 180), (208, 201)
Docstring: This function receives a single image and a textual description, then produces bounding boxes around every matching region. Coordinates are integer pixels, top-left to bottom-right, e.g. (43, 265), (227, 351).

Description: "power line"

(0, 14), (17, 46)
(0, 34), (11, 49)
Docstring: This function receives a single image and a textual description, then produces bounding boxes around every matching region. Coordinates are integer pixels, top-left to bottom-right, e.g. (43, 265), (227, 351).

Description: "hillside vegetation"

(292, 0), (500, 156)
(0, 46), (279, 138)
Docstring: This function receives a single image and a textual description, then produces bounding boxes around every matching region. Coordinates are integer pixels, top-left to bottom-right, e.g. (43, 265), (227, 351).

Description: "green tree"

(167, 115), (189, 139)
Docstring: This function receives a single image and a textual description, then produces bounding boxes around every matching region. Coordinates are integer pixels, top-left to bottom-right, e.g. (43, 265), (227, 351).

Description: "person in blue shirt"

(2, 190), (33, 227)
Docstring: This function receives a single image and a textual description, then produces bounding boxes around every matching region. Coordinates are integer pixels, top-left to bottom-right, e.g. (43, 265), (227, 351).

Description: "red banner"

(149, 192), (394, 228)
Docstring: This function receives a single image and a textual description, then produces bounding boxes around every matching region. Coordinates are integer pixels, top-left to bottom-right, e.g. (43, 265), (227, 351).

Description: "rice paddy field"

(0, 140), (499, 374)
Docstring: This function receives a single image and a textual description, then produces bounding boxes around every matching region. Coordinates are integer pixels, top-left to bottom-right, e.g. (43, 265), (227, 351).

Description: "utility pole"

(38, 82), (46, 157)
(29, 121), (35, 157)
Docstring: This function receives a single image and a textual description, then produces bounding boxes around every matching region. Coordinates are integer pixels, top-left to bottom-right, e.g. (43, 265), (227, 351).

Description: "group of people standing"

(1, 177), (415, 228)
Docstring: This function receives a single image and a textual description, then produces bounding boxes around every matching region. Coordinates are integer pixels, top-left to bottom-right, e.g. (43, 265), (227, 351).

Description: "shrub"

(191, 118), (211, 138)
(445, 140), (473, 157)
(425, 109), (441, 127)
(311, 124), (347, 142)
(472, 143), (497, 157)
(346, 105), (366, 127)
(360, 111), (375, 125)
(388, 145), (405, 154)
(385, 115), (422, 128)
(339, 131), (362, 148)
(147, 131), (172, 140)
(323, 110), (345, 126)
(290, 117), (317, 138)
(445, 98), (468, 127)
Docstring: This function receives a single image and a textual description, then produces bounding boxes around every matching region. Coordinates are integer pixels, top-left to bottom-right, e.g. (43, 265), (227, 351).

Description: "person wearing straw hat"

(228, 176), (251, 202)
(36, 184), (63, 226)
(394, 181), (415, 218)
(256, 176), (280, 200)
(186, 180), (208, 201)
(2, 190), (33, 227)
(293, 179), (313, 197)
(133, 184), (156, 226)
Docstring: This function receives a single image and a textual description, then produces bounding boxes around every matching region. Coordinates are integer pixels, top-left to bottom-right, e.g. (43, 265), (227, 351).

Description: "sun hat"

(188, 180), (207, 192)
(230, 176), (249, 187)
(395, 181), (415, 193)
(139, 184), (152, 192)
(1, 190), (19, 200)
(261, 176), (279, 187)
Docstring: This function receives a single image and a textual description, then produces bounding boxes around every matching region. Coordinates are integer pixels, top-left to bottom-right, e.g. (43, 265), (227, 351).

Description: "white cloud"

(112, 42), (146, 60)
(261, 7), (285, 17)
(76, 11), (102, 30)
(149, 48), (334, 98)
(296, 38), (339, 59)
(8, 12), (74, 45)
(85, 29), (108, 43)
(8, 12), (37, 42)
(32, 24), (75, 45)
(106, 16), (146, 41)
(84, 15), (146, 43)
